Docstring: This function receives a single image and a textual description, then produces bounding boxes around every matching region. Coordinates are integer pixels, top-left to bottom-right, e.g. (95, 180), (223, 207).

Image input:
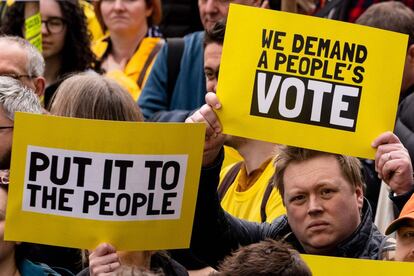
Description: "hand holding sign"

(89, 243), (120, 275)
(186, 92), (226, 166)
(372, 131), (414, 195)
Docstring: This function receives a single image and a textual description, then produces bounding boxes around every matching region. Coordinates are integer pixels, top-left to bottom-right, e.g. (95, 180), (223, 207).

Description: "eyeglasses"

(0, 126), (13, 130)
(42, 17), (66, 34)
(0, 73), (33, 80)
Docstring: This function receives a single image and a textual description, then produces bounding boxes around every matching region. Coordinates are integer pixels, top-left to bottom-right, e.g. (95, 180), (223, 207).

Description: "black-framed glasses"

(42, 17), (66, 34)
(0, 73), (33, 80)
(0, 126), (13, 130)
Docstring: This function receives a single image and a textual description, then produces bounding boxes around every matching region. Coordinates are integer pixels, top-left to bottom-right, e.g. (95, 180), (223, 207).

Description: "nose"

(307, 195), (323, 216)
(207, 79), (217, 93)
(41, 21), (49, 35)
(205, 0), (218, 14)
(113, 0), (125, 11)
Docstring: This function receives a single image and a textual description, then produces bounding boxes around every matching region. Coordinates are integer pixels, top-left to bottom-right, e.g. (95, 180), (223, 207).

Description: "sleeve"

(138, 42), (169, 120)
(190, 149), (272, 268)
(389, 186), (414, 213)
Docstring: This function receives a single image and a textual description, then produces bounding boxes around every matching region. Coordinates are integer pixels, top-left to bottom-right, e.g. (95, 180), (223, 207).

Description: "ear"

(145, 4), (153, 18)
(33, 76), (45, 98)
(355, 185), (364, 210)
(407, 44), (414, 64)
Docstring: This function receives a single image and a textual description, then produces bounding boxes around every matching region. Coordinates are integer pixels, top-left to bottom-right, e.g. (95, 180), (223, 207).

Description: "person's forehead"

(0, 42), (28, 74)
(204, 43), (222, 58)
(283, 155), (346, 189)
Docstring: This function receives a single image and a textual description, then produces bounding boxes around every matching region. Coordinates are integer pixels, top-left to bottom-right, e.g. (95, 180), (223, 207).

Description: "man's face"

(283, 155), (363, 254)
(198, 0), (260, 31)
(396, 221), (414, 262)
(0, 107), (13, 170)
(0, 42), (37, 92)
(204, 42), (222, 93)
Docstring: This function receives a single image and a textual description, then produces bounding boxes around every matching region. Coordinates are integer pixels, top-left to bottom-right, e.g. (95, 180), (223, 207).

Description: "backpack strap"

(166, 37), (185, 105)
(260, 179), (275, 223)
(137, 40), (164, 88)
(218, 162), (244, 201)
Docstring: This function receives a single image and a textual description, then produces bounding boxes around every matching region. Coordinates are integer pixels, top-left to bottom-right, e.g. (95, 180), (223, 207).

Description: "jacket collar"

(280, 198), (381, 257)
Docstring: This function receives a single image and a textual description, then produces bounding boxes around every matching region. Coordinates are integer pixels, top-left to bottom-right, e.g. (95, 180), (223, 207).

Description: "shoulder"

(182, 31), (205, 49)
(18, 259), (68, 276)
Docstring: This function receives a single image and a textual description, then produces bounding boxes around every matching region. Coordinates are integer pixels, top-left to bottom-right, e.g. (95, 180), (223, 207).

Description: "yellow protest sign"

(217, 5), (407, 159)
(5, 113), (205, 251)
(24, 12), (42, 52)
(302, 254), (414, 275)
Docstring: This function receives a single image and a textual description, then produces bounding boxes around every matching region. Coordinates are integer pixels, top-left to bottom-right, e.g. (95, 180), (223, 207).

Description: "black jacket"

(190, 152), (395, 267)
(395, 91), (414, 162)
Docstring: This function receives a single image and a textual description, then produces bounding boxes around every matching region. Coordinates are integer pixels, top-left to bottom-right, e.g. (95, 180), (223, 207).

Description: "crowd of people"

(1, 0), (414, 275)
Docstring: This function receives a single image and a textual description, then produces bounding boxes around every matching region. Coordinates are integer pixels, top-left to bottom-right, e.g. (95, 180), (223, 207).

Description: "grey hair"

(0, 76), (42, 120)
(0, 35), (45, 77)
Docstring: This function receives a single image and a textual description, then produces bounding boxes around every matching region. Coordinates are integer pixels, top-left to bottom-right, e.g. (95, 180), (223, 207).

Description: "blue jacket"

(18, 259), (64, 276)
(138, 31), (207, 122)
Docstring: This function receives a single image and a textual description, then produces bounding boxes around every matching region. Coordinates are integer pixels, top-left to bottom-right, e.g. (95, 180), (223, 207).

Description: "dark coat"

(190, 152), (395, 267)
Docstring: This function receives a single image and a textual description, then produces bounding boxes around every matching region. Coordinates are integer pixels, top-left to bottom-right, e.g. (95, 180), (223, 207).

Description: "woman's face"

(0, 188), (15, 264)
(100, 0), (153, 35)
(38, 0), (67, 60)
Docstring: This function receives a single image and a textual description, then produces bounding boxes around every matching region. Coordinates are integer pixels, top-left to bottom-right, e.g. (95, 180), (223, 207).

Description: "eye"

(401, 231), (414, 239)
(204, 70), (215, 80)
(289, 195), (306, 204)
(49, 18), (63, 27)
(320, 188), (334, 198)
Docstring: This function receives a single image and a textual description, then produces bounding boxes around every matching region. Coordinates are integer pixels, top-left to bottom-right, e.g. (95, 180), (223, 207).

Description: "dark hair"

(215, 239), (312, 276)
(356, 1), (414, 47)
(0, 0), (99, 77)
(204, 20), (226, 48)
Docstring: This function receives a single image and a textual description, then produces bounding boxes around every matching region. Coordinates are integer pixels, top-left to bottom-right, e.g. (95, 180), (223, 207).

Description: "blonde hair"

(273, 146), (364, 201)
(50, 72), (143, 122)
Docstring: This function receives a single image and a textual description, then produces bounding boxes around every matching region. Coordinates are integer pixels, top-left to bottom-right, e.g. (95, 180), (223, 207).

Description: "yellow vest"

(219, 160), (285, 223)
(93, 35), (163, 101)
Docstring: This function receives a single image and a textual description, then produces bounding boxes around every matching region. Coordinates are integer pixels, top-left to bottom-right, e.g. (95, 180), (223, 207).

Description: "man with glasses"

(0, 76), (42, 170)
(0, 35), (45, 98)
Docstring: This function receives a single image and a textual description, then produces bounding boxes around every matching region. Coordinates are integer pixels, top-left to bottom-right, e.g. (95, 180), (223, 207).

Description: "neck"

(109, 26), (148, 63)
(44, 55), (62, 86)
(119, 251), (151, 269)
(236, 139), (276, 175)
(0, 253), (19, 276)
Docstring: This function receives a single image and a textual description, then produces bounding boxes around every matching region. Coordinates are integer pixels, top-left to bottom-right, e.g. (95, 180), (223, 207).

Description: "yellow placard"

(302, 254), (414, 275)
(217, 5), (407, 159)
(28, 33), (42, 53)
(25, 12), (41, 39)
(5, 113), (205, 251)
